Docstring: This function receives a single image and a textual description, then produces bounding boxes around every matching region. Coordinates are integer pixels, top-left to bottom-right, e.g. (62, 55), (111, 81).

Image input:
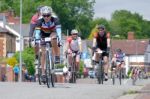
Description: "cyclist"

(112, 48), (125, 78)
(113, 48), (125, 69)
(65, 29), (82, 75)
(33, 6), (61, 76)
(29, 6), (43, 40)
(92, 24), (110, 81)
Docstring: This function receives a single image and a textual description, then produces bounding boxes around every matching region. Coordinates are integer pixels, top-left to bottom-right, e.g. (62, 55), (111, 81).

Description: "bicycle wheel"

(97, 60), (104, 84)
(119, 68), (122, 85)
(112, 71), (115, 85)
(45, 50), (51, 88)
(132, 76), (137, 85)
(50, 55), (55, 87)
(71, 57), (76, 83)
(37, 51), (42, 85)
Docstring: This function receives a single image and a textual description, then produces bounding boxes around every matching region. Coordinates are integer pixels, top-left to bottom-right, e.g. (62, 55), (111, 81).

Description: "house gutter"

(0, 21), (20, 38)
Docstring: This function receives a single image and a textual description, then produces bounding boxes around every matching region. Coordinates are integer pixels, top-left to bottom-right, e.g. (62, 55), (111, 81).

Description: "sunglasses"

(43, 14), (51, 17)
(72, 33), (77, 35)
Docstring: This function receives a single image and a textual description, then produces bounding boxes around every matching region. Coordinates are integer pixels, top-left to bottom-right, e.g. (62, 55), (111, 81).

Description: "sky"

(94, 0), (150, 20)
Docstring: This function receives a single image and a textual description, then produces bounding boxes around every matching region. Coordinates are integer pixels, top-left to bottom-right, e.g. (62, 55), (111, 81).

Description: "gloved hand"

(92, 47), (97, 52)
(29, 37), (34, 47)
(107, 47), (110, 53)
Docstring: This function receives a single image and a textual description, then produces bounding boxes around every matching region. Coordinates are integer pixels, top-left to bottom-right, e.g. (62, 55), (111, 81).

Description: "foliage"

(13, 47), (35, 75)
(79, 60), (84, 75)
(1, 1), (150, 39)
(109, 10), (148, 39)
(55, 63), (65, 69)
(6, 57), (18, 67)
(51, 0), (95, 38)
(0, 0), (95, 39)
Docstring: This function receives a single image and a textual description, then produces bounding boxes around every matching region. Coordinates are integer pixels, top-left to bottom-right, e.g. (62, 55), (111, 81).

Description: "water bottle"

(34, 29), (41, 40)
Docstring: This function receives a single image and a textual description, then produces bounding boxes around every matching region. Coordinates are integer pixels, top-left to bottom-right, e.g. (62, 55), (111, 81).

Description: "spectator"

(13, 64), (19, 82)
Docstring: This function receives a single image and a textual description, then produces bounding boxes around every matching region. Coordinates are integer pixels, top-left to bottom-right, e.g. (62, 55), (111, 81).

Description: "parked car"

(88, 70), (95, 78)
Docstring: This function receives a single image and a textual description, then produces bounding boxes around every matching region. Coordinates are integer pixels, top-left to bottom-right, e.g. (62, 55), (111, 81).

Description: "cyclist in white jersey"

(65, 29), (82, 72)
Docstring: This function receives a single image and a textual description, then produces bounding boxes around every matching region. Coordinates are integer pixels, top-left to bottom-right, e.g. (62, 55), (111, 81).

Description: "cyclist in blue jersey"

(112, 48), (125, 71)
(33, 6), (61, 76)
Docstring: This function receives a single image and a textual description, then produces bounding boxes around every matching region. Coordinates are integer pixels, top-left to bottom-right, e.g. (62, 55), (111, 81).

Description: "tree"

(51, 0), (95, 38)
(110, 10), (147, 39)
(6, 57), (18, 67)
(13, 47), (35, 75)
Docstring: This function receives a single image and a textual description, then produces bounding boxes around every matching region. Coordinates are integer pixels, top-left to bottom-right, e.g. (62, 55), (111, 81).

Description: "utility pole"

(19, 0), (22, 82)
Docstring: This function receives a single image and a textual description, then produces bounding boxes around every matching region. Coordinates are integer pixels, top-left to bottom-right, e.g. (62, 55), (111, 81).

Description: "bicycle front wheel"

(37, 51), (42, 85)
(119, 68), (122, 85)
(45, 50), (55, 88)
(97, 61), (104, 84)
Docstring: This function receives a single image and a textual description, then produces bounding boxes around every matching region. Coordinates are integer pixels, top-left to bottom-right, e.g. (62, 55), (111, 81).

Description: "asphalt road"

(0, 78), (149, 99)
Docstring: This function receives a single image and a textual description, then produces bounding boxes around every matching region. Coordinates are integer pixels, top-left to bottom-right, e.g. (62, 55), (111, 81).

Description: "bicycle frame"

(71, 52), (77, 83)
(95, 51), (104, 84)
(44, 37), (55, 88)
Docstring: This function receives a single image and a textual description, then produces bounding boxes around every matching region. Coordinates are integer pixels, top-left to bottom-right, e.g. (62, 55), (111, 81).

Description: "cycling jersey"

(94, 32), (110, 50)
(36, 17), (60, 37)
(115, 52), (125, 62)
(67, 36), (81, 52)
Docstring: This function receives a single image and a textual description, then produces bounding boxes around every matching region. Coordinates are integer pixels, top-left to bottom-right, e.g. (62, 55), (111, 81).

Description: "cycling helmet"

(71, 29), (78, 35)
(97, 24), (105, 30)
(41, 6), (52, 15)
(116, 48), (122, 52)
(36, 6), (43, 12)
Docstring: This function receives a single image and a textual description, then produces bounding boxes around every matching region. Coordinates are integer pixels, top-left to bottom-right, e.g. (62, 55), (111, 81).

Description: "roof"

(0, 26), (8, 32)
(8, 24), (30, 37)
(145, 41), (150, 53)
(111, 40), (149, 55)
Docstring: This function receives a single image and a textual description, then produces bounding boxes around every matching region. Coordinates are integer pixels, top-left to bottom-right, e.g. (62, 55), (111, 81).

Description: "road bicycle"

(94, 50), (105, 84)
(34, 37), (55, 88)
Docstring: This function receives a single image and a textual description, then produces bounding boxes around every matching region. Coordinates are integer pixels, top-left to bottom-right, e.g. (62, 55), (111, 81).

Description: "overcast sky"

(94, 0), (150, 20)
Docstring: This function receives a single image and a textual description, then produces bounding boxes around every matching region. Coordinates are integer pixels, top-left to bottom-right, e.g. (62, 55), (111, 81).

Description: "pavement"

(117, 79), (150, 99)
(0, 78), (150, 99)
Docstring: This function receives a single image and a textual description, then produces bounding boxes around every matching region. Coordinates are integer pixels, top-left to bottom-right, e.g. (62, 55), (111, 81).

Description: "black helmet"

(116, 48), (122, 52)
(97, 24), (105, 30)
(36, 6), (43, 12)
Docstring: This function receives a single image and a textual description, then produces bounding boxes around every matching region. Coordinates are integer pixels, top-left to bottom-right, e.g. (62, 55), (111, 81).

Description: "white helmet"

(71, 29), (78, 34)
(41, 6), (52, 15)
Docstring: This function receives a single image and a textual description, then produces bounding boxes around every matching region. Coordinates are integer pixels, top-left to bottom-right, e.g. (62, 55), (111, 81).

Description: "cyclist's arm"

(54, 17), (62, 41)
(65, 37), (71, 53)
(29, 14), (39, 38)
(78, 37), (82, 52)
(107, 32), (111, 48)
(92, 33), (97, 48)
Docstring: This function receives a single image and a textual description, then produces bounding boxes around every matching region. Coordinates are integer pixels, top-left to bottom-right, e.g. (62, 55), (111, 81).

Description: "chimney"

(128, 32), (135, 40)
(8, 9), (15, 17)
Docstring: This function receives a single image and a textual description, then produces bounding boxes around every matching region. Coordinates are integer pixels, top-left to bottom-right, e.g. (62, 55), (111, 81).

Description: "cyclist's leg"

(50, 32), (60, 63)
(76, 54), (80, 72)
(41, 46), (46, 75)
(103, 55), (109, 81)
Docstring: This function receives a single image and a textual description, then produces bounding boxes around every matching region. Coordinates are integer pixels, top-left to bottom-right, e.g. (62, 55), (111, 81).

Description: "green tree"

(110, 10), (146, 39)
(14, 47), (35, 75)
(51, 0), (95, 38)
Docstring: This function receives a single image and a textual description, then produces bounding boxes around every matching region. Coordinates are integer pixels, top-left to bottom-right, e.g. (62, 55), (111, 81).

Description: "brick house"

(0, 24), (17, 57)
(0, 13), (20, 57)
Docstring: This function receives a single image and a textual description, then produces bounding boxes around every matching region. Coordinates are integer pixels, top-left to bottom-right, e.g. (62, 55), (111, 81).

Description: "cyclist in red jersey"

(29, 6), (43, 39)
(92, 25), (110, 81)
